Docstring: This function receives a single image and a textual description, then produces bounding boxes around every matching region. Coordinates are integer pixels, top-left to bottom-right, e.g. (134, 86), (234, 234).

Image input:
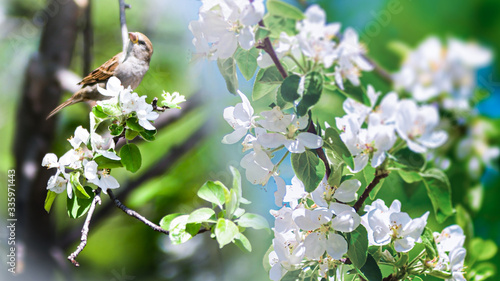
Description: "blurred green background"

(1, 0), (499, 280)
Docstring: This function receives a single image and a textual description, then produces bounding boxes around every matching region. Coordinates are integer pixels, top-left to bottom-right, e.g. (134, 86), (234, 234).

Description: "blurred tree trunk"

(14, 0), (82, 279)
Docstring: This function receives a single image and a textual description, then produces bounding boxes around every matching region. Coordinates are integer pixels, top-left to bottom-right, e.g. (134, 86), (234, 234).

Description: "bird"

(47, 32), (154, 119)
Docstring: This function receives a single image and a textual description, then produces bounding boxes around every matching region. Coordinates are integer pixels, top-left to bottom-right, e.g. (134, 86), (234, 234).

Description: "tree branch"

(118, 0), (131, 53)
(61, 121), (209, 249)
(107, 189), (170, 234)
(353, 170), (390, 212)
(68, 189), (102, 267)
(256, 20), (288, 79)
(362, 54), (393, 84)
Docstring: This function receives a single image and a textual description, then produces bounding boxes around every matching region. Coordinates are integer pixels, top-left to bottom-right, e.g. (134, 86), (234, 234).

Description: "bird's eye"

(138, 40), (146, 45)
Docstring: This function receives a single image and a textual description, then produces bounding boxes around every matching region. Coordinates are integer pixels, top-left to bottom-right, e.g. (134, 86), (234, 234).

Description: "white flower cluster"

(222, 91), (323, 186)
(361, 199), (429, 252)
(268, 176), (362, 280)
(258, 5), (373, 90)
(433, 225), (467, 281)
(393, 37), (492, 110)
(42, 125), (121, 195)
(335, 85), (448, 172)
(189, 0), (265, 60)
(98, 77), (159, 131)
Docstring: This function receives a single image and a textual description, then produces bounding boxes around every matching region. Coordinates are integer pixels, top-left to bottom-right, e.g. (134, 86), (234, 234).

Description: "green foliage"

(263, 15), (298, 38)
(359, 254), (382, 281)
(217, 57), (239, 94)
(420, 168), (454, 223)
(421, 227), (438, 260)
(252, 65), (285, 101)
(296, 72), (323, 116)
(120, 143), (142, 173)
(94, 155), (123, 169)
(44, 191), (57, 213)
(335, 81), (370, 106)
(198, 181), (228, 209)
(215, 218), (239, 248)
(234, 47), (259, 81)
(347, 225), (369, 269)
(392, 147), (426, 170)
(279, 74), (301, 103)
(67, 186), (94, 219)
(323, 127), (355, 170)
(266, 0), (305, 20)
(291, 150), (326, 192)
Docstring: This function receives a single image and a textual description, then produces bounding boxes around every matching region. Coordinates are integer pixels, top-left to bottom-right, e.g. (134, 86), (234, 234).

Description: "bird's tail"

(46, 98), (79, 120)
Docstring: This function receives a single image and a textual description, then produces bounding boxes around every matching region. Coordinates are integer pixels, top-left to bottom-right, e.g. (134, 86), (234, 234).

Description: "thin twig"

(353, 170), (390, 212)
(107, 189), (170, 234)
(362, 54), (393, 84)
(118, 0), (130, 53)
(307, 120), (331, 178)
(67, 189), (102, 267)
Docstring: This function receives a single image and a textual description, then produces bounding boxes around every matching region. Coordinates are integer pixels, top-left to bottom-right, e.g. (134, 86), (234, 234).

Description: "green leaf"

(125, 129), (139, 140)
(234, 47), (259, 81)
(470, 238), (498, 262)
(187, 208), (216, 224)
(44, 191), (58, 213)
(159, 213), (183, 231)
(291, 150), (326, 192)
(217, 57), (238, 94)
(185, 223), (201, 237)
(420, 168), (454, 223)
(234, 233), (252, 252)
(280, 270), (301, 281)
(347, 225), (369, 269)
(66, 186), (94, 219)
(263, 15), (298, 38)
(236, 213), (269, 230)
(327, 162), (344, 188)
(94, 154), (123, 169)
(198, 181), (227, 209)
(169, 215), (196, 244)
(230, 166), (242, 202)
(267, 0), (305, 20)
(99, 103), (121, 117)
(393, 147), (425, 170)
(215, 218), (239, 248)
(139, 129), (157, 141)
(255, 26), (271, 41)
(226, 189), (238, 219)
(92, 105), (109, 118)
(120, 143), (142, 173)
(421, 227), (438, 260)
(126, 117), (145, 132)
(279, 74), (301, 102)
(70, 172), (90, 199)
(323, 127), (354, 170)
(398, 169), (423, 183)
(108, 124), (124, 136)
(335, 80), (370, 106)
(252, 66), (285, 101)
(296, 71), (323, 116)
(470, 262), (497, 281)
(359, 254), (382, 281)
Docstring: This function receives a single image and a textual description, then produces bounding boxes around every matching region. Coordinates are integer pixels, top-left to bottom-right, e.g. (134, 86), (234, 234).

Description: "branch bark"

(353, 170), (390, 212)
(67, 189), (102, 267)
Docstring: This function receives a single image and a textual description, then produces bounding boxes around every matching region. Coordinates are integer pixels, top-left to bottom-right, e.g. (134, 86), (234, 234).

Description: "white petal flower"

(42, 153), (59, 168)
(333, 179), (361, 202)
(97, 76), (123, 97)
(222, 90), (255, 144)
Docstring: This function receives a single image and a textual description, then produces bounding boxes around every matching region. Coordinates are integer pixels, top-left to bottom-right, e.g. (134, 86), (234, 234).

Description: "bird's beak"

(128, 32), (139, 44)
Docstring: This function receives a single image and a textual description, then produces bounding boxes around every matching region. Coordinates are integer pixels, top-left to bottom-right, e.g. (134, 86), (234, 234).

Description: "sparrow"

(47, 32), (154, 119)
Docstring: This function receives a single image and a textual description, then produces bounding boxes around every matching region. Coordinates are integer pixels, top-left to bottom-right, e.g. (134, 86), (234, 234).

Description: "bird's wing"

(78, 53), (122, 86)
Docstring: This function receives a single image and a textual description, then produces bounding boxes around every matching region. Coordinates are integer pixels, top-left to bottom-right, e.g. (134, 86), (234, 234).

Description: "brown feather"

(77, 53), (121, 86)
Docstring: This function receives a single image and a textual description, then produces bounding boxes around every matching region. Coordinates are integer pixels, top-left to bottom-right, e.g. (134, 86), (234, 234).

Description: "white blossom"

(222, 90), (255, 144)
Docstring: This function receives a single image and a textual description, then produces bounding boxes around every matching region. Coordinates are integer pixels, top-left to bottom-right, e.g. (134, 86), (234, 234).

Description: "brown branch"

(256, 20), (288, 79)
(68, 189), (102, 267)
(307, 120), (331, 178)
(107, 189), (169, 234)
(353, 170), (390, 212)
(118, 0), (131, 53)
(82, 0), (93, 75)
